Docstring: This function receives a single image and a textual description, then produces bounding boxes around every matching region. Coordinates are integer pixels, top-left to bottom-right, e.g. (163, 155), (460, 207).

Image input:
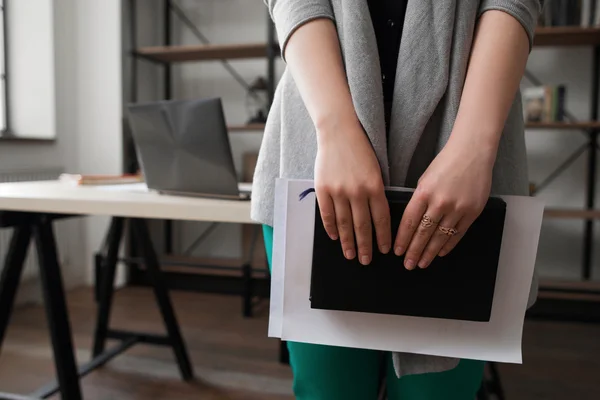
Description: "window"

(0, 0), (56, 140)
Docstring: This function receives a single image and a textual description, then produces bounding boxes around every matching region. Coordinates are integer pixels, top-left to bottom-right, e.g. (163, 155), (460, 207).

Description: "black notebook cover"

(309, 190), (506, 322)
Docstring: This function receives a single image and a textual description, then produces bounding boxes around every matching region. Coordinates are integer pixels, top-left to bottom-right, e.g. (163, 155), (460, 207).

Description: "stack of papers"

(269, 179), (544, 364)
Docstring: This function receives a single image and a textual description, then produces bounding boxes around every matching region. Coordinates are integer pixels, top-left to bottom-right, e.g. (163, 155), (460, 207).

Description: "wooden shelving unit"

(540, 279), (600, 292)
(544, 208), (600, 219)
(136, 255), (268, 277)
(136, 43), (277, 63)
(133, 26), (600, 64)
(534, 280), (600, 313)
(527, 25), (600, 224)
(526, 121), (600, 130)
(534, 27), (600, 47)
(537, 289), (600, 302)
(525, 26), (600, 306)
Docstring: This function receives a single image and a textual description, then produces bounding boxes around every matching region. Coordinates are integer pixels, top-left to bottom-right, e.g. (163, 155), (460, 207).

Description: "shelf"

(228, 123), (265, 132)
(160, 264), (268, 279)
(161, 255), (268, 277)
(537, 290), (600, 302)
(538, 279), (600, 302)
(526, 121), (600, 130)
(533, 27), (600, 47)
(135, 43), (277, 63)
(136, 255), (268, 276)
(544, 208), (600, 219)
(134, 28), (600, 63)
(540, 279), (600, 292)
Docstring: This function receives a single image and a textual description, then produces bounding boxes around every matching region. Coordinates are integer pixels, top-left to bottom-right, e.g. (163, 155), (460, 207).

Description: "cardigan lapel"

(335, 0), (390, 185)
(335, 0), (458, 185)
(387, 0), (457, 186)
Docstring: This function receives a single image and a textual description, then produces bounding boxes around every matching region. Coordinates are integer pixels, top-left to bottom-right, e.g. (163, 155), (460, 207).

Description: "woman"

(252, 1), (541, 399)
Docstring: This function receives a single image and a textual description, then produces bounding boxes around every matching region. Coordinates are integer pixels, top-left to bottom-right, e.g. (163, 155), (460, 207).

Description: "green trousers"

(262, 225), (484, 400)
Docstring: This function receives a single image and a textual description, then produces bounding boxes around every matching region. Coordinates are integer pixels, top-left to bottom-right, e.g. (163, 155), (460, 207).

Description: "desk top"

(0, 181), (255, 224)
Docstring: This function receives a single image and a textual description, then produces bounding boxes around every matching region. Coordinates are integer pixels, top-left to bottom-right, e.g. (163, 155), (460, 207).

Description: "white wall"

(73, 1), (123, 284)
(167, 2), (599, 279)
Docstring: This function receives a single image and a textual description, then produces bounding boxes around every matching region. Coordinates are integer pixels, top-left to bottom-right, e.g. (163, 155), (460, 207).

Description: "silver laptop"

(127, 97), (251, 200)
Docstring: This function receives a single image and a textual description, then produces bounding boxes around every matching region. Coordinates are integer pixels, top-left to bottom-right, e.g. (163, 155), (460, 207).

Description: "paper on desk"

(268, 179), (544, 364)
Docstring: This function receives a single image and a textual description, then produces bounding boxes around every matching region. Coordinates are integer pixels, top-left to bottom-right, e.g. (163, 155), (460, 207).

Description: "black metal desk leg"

(131, 218), (194, 381)
(0, 225), (32, 351)
(34, 217), (83, 400)
(92, 217), (125, 357)
(242, 225), (260, 318)
(94, 253), (102, 303)
(242, 262), (253, 317)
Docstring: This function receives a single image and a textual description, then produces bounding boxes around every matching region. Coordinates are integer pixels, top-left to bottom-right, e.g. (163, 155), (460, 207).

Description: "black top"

(366, 0), (408, 133)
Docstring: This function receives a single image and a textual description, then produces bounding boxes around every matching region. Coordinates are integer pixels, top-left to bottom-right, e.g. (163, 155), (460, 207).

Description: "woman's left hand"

(393, 136), (496, 270)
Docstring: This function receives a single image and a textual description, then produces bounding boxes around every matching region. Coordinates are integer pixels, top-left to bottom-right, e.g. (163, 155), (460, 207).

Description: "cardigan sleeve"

(478, 0), (544, 49)
(264, 0), (335, 61)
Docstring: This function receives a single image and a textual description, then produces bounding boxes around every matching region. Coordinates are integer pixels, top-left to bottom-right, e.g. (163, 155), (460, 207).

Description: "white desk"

(0, 181), (255, 224)
(0, 181), (259, 400)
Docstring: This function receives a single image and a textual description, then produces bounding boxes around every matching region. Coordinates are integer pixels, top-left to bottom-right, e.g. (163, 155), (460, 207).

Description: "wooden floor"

(0, 287), (599, 399)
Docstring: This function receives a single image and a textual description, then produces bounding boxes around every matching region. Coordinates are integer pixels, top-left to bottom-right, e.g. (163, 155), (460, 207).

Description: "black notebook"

(309, 190), (506, 322)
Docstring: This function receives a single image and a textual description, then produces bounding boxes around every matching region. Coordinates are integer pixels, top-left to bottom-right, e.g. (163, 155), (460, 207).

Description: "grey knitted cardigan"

(252, 0), (542, 377)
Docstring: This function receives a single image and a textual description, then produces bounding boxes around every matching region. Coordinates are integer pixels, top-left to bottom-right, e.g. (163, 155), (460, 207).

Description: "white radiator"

(0, 168), (65, 281)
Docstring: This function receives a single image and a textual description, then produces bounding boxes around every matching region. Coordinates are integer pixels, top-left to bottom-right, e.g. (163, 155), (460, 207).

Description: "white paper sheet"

(268, 179), (288, 337)
(268, 179), (544, 364)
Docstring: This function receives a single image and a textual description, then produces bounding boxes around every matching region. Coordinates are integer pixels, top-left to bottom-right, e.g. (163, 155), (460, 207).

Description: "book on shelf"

(59, 173), (143, 186)
(538, 0), (600, 27)
(522, 85), (566, 123)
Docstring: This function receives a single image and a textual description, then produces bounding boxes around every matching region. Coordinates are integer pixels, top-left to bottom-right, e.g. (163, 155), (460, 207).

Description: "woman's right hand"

(280, 17), (390, 263)
(314, 117), (391, 265)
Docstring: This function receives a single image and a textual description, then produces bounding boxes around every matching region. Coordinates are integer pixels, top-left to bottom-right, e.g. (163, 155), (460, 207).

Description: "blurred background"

(0, 0), (598, 399)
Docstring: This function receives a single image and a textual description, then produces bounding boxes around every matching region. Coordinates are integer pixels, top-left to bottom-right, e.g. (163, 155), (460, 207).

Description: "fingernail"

(380, 245), (390, 254)
(360, 255), (370, 265)
(439, 250), (447, 257)
(394, 246), (403, 256)
(405, 259), (415, 270)
(330, 233), (339, 240)
(418, 259), (429, 269)
(345, 249), (356, 260)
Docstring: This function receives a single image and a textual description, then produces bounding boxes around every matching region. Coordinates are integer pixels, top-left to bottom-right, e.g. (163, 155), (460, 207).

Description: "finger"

(316, 189), (338, 240)
(417, 213), (463, 269)
(394, 192), (428, 257)
(350, 196), (373, 265)
(369, 192), (391, 254)
(439, 217), (473, 256)
(333, 198), (356, 260)
(403, 208), (443, 270)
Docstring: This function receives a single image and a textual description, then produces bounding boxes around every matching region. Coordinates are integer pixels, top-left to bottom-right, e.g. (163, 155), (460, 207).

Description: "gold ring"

(420, 215), (437, 228)
(438, 226), (458, 236)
